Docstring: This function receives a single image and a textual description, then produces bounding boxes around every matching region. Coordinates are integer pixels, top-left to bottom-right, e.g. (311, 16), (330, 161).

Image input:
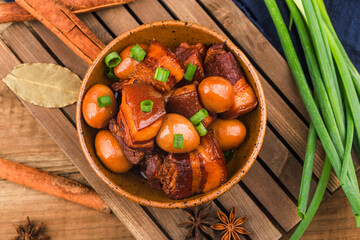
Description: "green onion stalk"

(290, 157), (332, 240)
(263, 0), (360, 237)
(286, 0), (360, 195)
(297, 123), (316, 219)
(314, 0), (360, 97)
(263, 0), (355, 190)
(301, 0), (345, 142)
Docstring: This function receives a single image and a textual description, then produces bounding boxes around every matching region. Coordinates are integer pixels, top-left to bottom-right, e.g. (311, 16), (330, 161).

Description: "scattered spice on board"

(179, 204), (218, 240)
(211, 207), (250, 240)
(13, 216), (49, 240)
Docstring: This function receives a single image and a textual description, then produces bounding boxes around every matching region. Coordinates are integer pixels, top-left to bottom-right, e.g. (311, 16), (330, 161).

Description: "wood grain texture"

(128, 0), (173, 23)
(0, 182), (134, 240)
(218, 185), (282, 239)
(95, 5), (139, 36)
(0, 25), (167, 240)
(0, 0), (359, 239)
(242, 160), (300, 232)
(283, 174), (360, 240)
(259, 128), (318, 200)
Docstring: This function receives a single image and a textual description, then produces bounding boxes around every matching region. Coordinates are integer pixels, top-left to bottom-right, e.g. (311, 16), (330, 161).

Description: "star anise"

(179, 204), (219, 240)
(211, 207), (250, 240)
(13, 216), (49, 240)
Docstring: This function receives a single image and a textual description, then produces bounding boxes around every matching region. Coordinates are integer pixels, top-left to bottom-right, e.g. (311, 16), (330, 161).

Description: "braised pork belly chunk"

(175, 43), (206, 85)
(82, 41), (258, 199)
(154, 132), (226, 199)
(119, 83), (165, 149)
(108, 119), (145, 165)
(166, 84), (215, 128)
(204, 43), (258, 118)
(134, 42), (185, 92)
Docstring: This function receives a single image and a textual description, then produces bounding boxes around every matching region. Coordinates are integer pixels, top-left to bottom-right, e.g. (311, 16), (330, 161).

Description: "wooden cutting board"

(0, 0), (353, 239)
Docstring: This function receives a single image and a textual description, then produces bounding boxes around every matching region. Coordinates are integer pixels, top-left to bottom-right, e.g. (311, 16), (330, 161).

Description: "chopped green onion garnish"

(173, 134), (184, 149)
(154, 67), (170, 82)
(190, 109), (208, 125)
(195, 123), (207, 136)
(223, 150), (234, 163)
(129, 44), (146, 61)
(105, 52), (121, 68)
(140, 100), (153, 112)
(97, 95), (112, 108)
(184, 63), (197, 81)
(104, 67), (118, 81)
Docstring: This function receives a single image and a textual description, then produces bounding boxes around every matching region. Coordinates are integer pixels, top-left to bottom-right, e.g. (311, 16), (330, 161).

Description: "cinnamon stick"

(0, 157), (111, 214)
(15, 0), (106, 64)
(0, 0), (135, 24)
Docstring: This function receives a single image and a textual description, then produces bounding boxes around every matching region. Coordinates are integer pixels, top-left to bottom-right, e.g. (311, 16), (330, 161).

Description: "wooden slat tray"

(0, 0), (352, 239)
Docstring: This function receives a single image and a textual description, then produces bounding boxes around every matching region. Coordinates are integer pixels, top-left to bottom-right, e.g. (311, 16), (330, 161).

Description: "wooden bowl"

(76, 21), (266, 209)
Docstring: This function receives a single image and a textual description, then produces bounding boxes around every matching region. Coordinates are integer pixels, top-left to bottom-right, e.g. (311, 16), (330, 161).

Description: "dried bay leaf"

(2, 63), (82, 108)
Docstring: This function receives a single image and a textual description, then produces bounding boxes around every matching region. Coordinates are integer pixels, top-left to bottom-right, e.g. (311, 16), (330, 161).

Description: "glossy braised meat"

(154, 132), (227, 199)
(111, 79), (138, 93)
(157, 153), (193, 199)
(134, 42), (185, 92)
(145, 153), (163, 190)
(119, 83), (165, 148)
(166, 84), (216, 128)
(197, 132), (227, 192)
(204, 43), (258, 118)
(204, 43), (242, 85)
(175, 43), (207, 84)
(220, 77), (259, 119)
(108, 119), (145, 165)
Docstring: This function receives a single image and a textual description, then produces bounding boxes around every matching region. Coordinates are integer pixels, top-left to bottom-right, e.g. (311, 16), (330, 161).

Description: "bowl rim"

(76, 20), (267, 209)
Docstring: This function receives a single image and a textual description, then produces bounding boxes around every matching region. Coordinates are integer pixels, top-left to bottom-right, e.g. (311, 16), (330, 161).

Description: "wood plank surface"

(0, 24), (168, 240)
(283, 174), (360, 240)
(0, 181), (134, 240)
(218, 185), (282, 239)
(242, 161), (300, 232)
(0, 1), (359, 239)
